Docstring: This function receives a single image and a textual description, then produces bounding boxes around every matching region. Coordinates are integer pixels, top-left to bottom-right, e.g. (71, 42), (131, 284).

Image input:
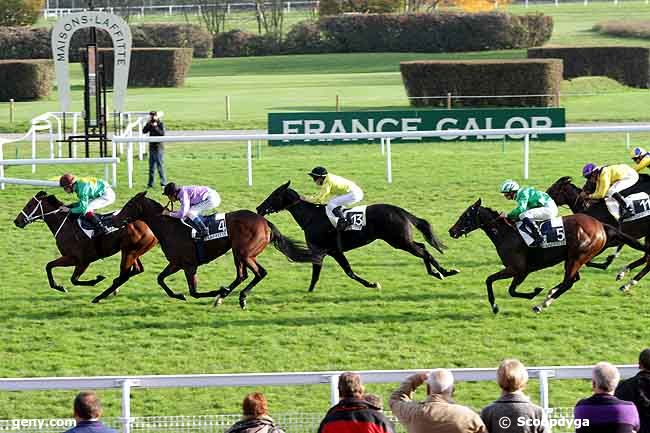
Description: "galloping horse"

(256, 181), (458, 292)
(547, 176), (650, 291)
(13, 191), (157, 302)
(448, 199), (648, 313)
(112, 191), (314, 309)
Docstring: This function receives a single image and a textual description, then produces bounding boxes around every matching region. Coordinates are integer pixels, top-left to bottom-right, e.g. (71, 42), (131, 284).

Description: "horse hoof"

(176, 294), (187, 301)
(91, 297), (101, 304)
(447, 268), (460, 276)
(616, 271), (627, 281)
(213, 296), (224, 308)
(491, 304), (499, 315)
(532, 305), (542, 314)
(96, 275), (106, 283)
(113, 288), (120, 296)
(533, 287), (544, 297)
(53, 285), (67, 293)
(373, 282), (382, 289)
(239, 298), (247, 310)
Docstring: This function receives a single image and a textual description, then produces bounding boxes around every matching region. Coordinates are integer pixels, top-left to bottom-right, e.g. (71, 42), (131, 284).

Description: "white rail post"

(111, 140), (117, 187)
(329, 374), (340, 406)
(386, 138), (393, 184)
(538, 370), (551, 412)
(120, 379), (134, 433)
(524, 134), (530, 180)
(127, 141), (134, 189)
(380, 137), (385, 156)
(49, 123), (55, 159)
(31, 128), (37, 173)
(138, 118), (145, 161)
(0, 141), (4, 190)
(247, 140), (253, 186)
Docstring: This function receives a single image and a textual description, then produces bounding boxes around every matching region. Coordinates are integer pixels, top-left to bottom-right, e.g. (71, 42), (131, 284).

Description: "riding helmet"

(59, 173), (77, 187)
(582, 163), (599, 178)
(309, 166), (328, 178)
(500, 179), (520, 194)
(631, 147), (647, 159)
(163, 182), (179, 197)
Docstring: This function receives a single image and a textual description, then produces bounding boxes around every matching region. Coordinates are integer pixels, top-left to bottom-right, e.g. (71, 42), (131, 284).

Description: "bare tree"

(254, 0), (284, 41)
(183, 0), (228, 35)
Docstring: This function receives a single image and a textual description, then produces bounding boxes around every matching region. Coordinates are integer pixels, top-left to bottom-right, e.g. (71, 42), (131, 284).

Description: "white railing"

(112, 123), (650, 189)
(0, 365), (639, 433)
(116, 110), (165, 160)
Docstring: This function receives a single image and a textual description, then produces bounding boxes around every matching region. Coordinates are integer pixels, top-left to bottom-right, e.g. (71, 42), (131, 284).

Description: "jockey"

(307, 166), (363, 231)
(500, 179), (558, 247)
(59, 173), (116, 235)
(162, 182), (221, 238)
(630, 147), (650, 172)
(582, 163), (638, 220)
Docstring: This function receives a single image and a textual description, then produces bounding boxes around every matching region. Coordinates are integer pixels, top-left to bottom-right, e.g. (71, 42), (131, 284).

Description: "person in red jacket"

(318, 372), (395, 433)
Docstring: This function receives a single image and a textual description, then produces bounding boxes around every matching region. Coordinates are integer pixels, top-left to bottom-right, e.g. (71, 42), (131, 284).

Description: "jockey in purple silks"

(162, 182), (221, 237)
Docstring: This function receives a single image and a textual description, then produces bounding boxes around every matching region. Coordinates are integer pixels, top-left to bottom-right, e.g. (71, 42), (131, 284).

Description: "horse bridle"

(21, 195), (68, 238)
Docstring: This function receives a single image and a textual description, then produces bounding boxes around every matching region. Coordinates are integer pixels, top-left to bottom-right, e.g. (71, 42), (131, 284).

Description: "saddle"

(604, 192), (650, 222)
(77, 212), (120, 239)
(516, 217), (566, 248)
(326, 205), (367, 231)
(185, 213), (228, 240)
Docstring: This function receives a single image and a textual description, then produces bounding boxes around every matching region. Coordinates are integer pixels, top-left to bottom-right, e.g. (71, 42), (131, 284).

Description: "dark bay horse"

(448, 199), (649, 313)
(112, 191), (313, 309)
(13, 191), (157, 302)
(547, 176), (650, 291)
(256, 181), (458, 292)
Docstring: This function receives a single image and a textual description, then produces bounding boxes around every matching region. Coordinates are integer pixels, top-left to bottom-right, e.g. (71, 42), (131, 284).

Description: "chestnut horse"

(13, 191), (157, 303)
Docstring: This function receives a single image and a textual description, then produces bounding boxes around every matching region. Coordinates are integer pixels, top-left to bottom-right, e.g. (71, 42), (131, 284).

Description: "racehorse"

(256, 181), (458, 292)
(112, 191), (314, 309)
(448, 199), (649, 313)
(547, 176), (650, 291)
(13, 191), (157, 303)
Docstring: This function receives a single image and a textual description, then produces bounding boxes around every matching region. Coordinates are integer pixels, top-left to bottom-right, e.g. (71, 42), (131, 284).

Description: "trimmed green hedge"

(400, 59), (563, 107)
(0, 24), (211, 60)
(0, 59), (53, 101)
(527, 46), (650, 88)
(95, 48), (193, 87)
(319, 0), (402, 15)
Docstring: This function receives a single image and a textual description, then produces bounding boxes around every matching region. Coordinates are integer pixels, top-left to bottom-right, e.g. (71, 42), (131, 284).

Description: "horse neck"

(42, 206), (70, 236)
(478, 208), (515, 246)
(565, 184), (588, 213)
(139, 200), (175, 242)
(286, 200), (318, 229)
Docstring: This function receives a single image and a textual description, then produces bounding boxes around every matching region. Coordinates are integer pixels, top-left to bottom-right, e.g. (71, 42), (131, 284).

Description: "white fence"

(0, 366), (639, 433)
(113, 123), (650, 189)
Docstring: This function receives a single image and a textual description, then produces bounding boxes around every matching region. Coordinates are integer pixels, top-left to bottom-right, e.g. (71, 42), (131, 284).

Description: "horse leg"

(330, 250), (380, 289)
(307, 253), (326, 292)
(405, 240), (459, 279)
(619, 255), (650, 293)
(507, 274), (543, 300)
(70, 262), (106, 286)
(91, 252), (138, 303)
(533, 261), (583, 313)
(156, 263), (186, 301)
(586, 245), (624, 270)
(238, 259), (268, 310)
(185, 265), (220, 299)
(617, 255), (648, 281)
(214, 255), (248, 307)
(485, 268), (517, 314)
(130, 258), (145, 277)
(45, 256), (77, 293)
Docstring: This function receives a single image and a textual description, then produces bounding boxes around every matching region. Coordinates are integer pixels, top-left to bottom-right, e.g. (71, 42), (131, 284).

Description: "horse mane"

(287, 187), (322, 209)
(45, 194), (62, 207)
(143, 194), (164, 211)
(480, 205), (500, 220)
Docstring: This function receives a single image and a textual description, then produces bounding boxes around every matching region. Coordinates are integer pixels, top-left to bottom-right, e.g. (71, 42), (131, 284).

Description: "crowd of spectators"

(62, 348), (650, 433)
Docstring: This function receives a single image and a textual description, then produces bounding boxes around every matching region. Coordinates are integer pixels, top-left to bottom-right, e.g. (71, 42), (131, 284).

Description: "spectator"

(225, 392), (285, 433)
(480, 359), (548, 433)
(574, 362), (640, 433)
(364, 393), (383, 411)
(142, 110), (167, 189)
(63, 391), (117, 433)
(389, 369), (486, 433)
(616, 349), (650, 433)
(318, 372), (395, 433)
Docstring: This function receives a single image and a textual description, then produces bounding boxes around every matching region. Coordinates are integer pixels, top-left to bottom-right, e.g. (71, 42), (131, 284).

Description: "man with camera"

(142, 110), (167, 189)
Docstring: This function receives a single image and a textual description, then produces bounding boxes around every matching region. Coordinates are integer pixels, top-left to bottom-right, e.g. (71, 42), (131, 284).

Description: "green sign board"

(268, 108), (566, 145)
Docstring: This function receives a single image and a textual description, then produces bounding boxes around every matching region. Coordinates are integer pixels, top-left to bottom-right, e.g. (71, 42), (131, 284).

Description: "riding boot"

(87, 213), (108, 236)
(332, 206), (350, 231)
(186, 216), (209, 239)
(522, 217), (543, 247)
(612, 192), (634, 220)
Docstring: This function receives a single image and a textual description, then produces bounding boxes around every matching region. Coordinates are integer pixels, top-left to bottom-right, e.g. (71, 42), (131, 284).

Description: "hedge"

(0, 24), (211, 60)
(213, 30), (280, 57)
(400, 59), (563, 107)
(593, 20), (650, 40)
(92, 48), (193, 87)
(528, 46), (650, 88)
(318, 0), (402, 15)
(0, 59), (53, 101)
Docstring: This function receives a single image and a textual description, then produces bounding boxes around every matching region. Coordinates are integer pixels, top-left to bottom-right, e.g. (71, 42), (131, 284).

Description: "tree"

(254, 0), (284, 41)
(184, 0), (228, 36)
(0, 0), (44, 26)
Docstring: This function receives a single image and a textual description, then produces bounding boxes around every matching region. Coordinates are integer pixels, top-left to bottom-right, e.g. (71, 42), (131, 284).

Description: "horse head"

(449, 199), (484, 238)
(546, 176), (579, 206)
(14, 191), (62, 228)
(257, 181), (300, 215)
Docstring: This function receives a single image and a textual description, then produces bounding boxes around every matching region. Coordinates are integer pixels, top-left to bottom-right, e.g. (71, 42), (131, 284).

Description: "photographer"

(142, 110), (167, 189)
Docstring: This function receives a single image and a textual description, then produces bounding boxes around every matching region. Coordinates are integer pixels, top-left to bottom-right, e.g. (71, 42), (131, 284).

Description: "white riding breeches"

(86, 187), (116, 213)
(325, 187), (364, 221)
(519, 201), (558, 222)
(607, 171), (639, 196)
(187, 190), (221, 219)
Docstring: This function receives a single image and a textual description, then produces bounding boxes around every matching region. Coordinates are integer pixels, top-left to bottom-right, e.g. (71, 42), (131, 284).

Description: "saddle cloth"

(516, 217), (566, 248)
(605, 192), (650, 222)
(184, 213), (228, 240)
(326, 205), (367, 231)
(77, 211), (120, 238)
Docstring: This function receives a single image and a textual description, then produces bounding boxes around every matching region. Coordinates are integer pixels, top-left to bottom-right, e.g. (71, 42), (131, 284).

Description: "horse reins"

(21, 195), (68, 238)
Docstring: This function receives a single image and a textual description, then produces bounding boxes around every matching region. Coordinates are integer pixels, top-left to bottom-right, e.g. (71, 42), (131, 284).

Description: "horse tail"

(605, 224), (649, 253)
(404, 211), (447, 254)
(267, 220), (314, 263)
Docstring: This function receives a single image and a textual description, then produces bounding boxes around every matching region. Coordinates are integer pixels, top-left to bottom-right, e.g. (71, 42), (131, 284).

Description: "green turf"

(2, 133), (650, 418)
